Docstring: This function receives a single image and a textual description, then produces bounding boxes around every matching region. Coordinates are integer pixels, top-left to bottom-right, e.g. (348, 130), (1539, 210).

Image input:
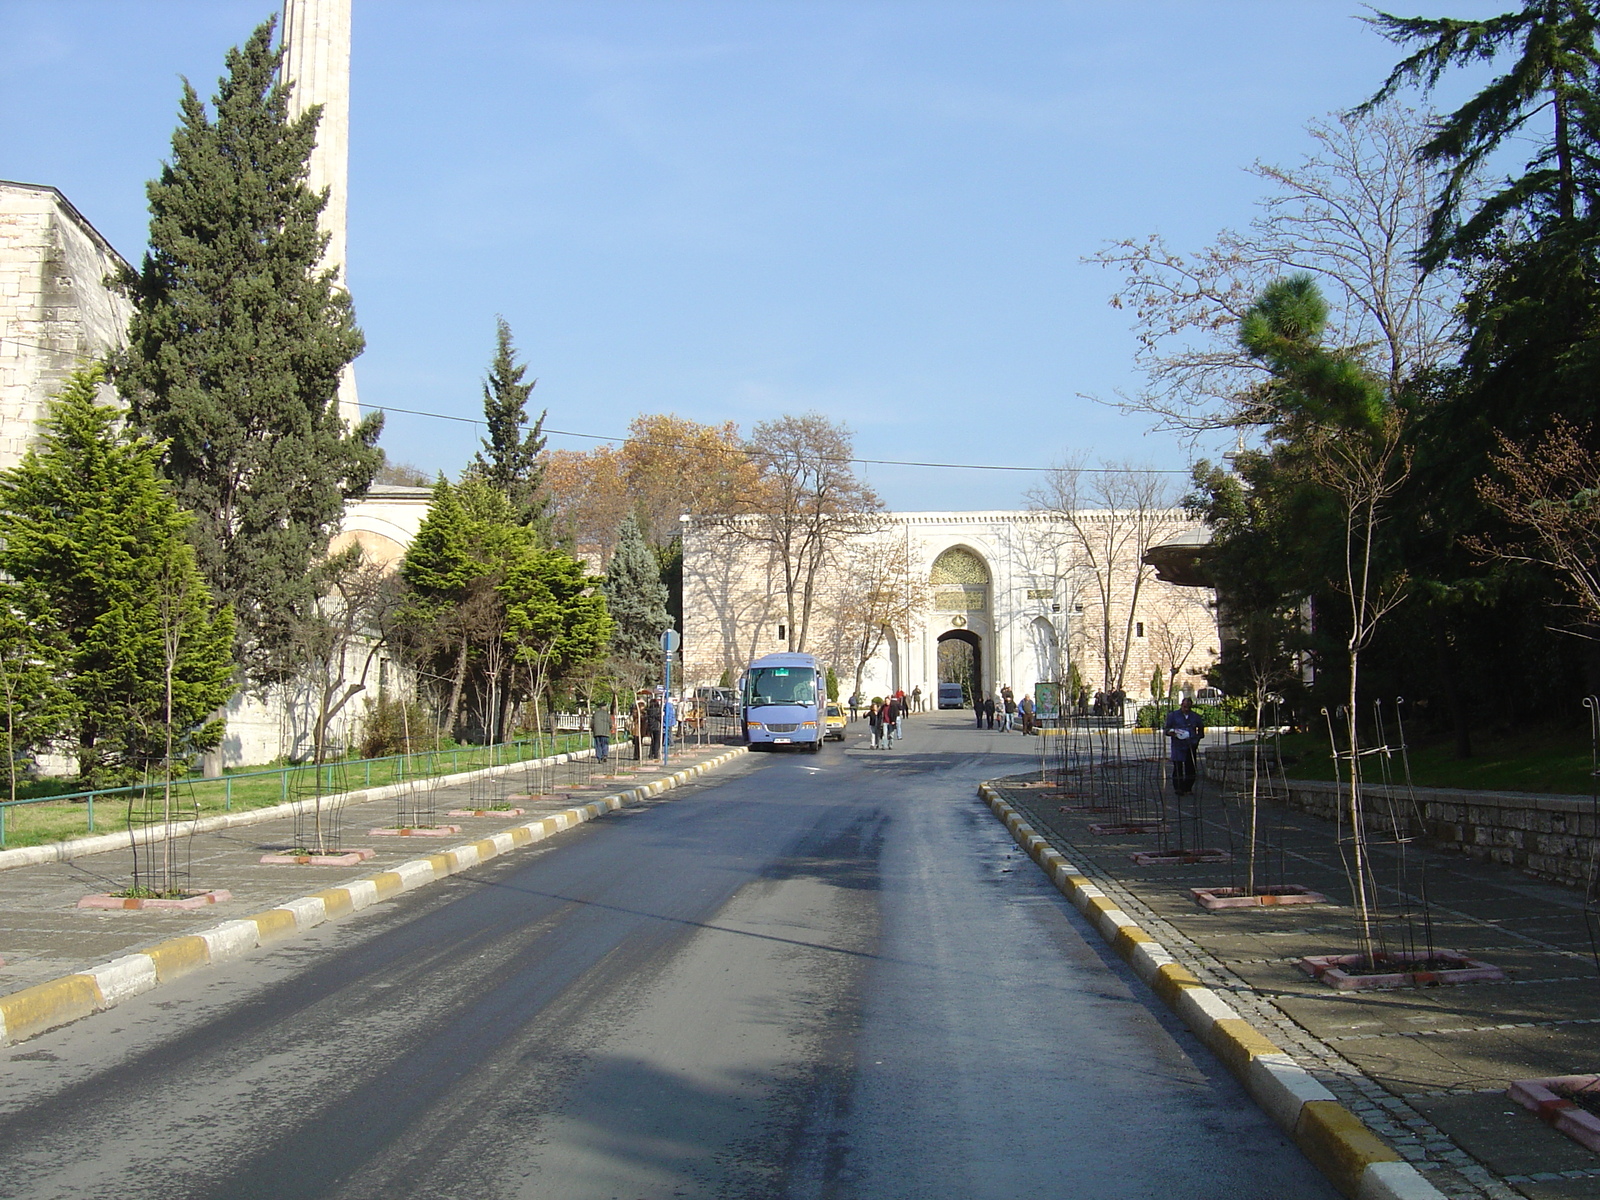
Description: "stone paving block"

(1411, 1093), (1598, 1179)
(996, 770), (1600, 1200)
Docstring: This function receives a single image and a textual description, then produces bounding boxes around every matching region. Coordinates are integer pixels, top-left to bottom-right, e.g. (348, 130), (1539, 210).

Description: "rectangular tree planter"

(79, 889), (232, 910)
(1089, 821), (1167, 835)
(1130, 848), (1231, 866)
(1190, 884), (1327, 910)
(1509, 1075), (1600, 1153)
(368, 825), (462, 838)
(1298, 949), (1505, 991)
(259, 848), (376, 865)
(446, 808), (526, 818)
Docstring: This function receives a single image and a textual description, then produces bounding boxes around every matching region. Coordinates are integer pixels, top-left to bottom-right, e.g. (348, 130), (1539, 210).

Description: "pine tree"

(116, 17), (382, 685)
(1364, 1), (1600, 266)
(0, 368), (235, 786)
(472, 317), (548, 529)
(603, 514), (671, 670)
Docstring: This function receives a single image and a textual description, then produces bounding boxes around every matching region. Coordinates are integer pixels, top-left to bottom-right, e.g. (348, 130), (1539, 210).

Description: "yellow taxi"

(823, 702), (848, 741)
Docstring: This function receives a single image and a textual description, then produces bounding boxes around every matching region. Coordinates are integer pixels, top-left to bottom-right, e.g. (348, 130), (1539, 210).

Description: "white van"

(938, 682), (965, 709)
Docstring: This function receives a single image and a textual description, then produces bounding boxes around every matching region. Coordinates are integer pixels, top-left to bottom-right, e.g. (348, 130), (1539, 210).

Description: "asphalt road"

(0, 714), (1337, 1200)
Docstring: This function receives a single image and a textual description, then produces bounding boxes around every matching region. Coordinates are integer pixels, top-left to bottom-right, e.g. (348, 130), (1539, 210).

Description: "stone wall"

(0, 182), (132, 471)
(682, 509), (1219, 702)
(1205, 747), (1600, 889)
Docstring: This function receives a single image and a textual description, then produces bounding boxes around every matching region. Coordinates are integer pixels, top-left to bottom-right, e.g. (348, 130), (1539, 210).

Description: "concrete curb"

(0, 746), (600, 871)
(0, 747), (748, 1047)
(978, 782), (1446, 1200)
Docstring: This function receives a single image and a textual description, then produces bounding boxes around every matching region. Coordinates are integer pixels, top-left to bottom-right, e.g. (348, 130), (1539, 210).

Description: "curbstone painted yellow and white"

(977, 782), (1446, 1200)
(0, 747), (749, 1048)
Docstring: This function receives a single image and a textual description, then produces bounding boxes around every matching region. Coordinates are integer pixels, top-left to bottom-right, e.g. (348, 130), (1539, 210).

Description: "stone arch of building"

(929, 544), (992, 618)
(937, 628), (982, 702)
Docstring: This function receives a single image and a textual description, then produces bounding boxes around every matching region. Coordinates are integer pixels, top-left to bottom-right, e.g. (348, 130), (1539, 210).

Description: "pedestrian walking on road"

(1164, 695), (1205, 795)
(868, 699), (887, 749)
(1020, 694), (1036, 735)
(983, 695), (996, 730)
(974, 694), (985, 729)
(912, 685), (922, 713)
(1002, 694), (1017, 732)
(891, 692), (905, 739)
(590, 703), (614, 764)
(631, 695), (646, 760)
(849, 693), (859, 722)
(645, 694), (662, 759)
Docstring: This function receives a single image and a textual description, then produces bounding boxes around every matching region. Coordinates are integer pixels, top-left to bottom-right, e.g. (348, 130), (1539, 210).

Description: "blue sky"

(0, 1), (1502, 510)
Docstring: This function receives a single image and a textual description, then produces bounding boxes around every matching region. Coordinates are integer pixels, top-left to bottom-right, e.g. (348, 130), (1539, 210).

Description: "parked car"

(823, 703), (847, 741)
(694, 686), (737, 717)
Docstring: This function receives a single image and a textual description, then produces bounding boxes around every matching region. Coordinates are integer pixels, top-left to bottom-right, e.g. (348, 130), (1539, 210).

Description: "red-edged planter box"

(1191, 884), (1328, 910)
(259, 848), (376, 865)
(79, 889), (232, 910)
(1130, 848), (1231, 866)
(1509, 1075), (1600, 1153)
(446, 808), (526, 818)
(368, 825), (462, 837)
(1089, 821), (1167, 835)
(1299, 949), (1505, 991)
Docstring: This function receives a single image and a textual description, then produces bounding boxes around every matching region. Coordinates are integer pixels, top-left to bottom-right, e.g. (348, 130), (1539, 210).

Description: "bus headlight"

(800, 722), (817, 729)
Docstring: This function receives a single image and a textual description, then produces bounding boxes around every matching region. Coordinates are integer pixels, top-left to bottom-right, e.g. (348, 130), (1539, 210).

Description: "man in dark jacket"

(646, 695), (663, 759)
(1163, 696), (1205, 795)
(590, 703), (614, 764)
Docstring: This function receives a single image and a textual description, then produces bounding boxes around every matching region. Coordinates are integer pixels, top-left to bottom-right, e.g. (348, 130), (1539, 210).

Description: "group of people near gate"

(864, 691), (910, 749)
(973, 685), (1038, 735)
(848, 685), (925, 721)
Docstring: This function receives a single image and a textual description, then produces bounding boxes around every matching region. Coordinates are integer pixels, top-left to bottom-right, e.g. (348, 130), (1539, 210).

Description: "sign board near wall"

(1034, 682), (1060, 721)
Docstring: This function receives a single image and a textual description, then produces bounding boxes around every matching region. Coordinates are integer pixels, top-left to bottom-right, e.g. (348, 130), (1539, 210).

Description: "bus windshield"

(746, 667), (817, 707)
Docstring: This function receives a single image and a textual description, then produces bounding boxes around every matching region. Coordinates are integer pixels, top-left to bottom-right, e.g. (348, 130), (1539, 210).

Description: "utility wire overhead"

(0, 339), (1192, 476)
(362, 402), (1195, 476)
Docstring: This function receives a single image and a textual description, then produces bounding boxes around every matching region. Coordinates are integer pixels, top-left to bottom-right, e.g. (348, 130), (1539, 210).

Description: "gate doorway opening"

(937, 629), (982, 706)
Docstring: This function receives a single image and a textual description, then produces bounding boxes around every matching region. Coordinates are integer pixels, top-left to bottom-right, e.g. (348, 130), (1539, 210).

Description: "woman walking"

(868, 699), (886, 749)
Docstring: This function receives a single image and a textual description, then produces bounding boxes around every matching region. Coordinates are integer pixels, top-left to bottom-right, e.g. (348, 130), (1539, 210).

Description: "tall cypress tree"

(603, 514), (671, 670)
(472, 317), (548, 530)
(116, 17), (382, 685)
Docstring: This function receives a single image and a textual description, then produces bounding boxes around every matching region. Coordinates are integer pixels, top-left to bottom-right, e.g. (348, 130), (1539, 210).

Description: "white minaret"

(281, 0), (362, 432)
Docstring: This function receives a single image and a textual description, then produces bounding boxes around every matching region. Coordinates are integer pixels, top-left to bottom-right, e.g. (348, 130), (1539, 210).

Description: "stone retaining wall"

(1204, 747), (1600, 889)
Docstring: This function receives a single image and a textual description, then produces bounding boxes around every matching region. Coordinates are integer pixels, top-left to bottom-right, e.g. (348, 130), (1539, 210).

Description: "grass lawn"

(1268, 728), (1597, 795)
(0, 734), (593, 851)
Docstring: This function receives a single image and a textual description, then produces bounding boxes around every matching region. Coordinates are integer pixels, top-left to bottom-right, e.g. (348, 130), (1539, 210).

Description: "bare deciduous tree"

(1473, 417), (1600, 634)
(1314, 414), (1412, 963)
(300, 548), (399, 769)
(1029, 463), (1188, 696)
(732, 413), (884, 653)
(1087, 103), (1461, 436)
(1144, 591), (1213, 700)
(825, 538), (927, 706)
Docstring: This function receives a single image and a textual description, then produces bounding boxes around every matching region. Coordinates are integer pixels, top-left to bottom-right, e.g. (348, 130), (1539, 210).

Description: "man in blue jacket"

(1163, 696), (1205, 796)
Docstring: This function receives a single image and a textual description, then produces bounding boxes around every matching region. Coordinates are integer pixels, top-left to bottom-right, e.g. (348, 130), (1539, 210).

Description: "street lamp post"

(661, 627), (681, 765)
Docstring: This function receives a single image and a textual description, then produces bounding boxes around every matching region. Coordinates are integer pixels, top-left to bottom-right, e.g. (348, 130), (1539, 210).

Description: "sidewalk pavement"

(990, 770), (1600, 1200)
(0, 743), (737, 1004)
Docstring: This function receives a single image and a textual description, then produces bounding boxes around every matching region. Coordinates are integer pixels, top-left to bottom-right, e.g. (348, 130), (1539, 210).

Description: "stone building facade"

(682, 509), (1220, 708)
(0, 181), (133, 469)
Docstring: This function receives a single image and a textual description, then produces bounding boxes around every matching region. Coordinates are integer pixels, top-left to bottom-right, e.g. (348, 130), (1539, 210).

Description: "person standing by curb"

(590, 702), (614, 764)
